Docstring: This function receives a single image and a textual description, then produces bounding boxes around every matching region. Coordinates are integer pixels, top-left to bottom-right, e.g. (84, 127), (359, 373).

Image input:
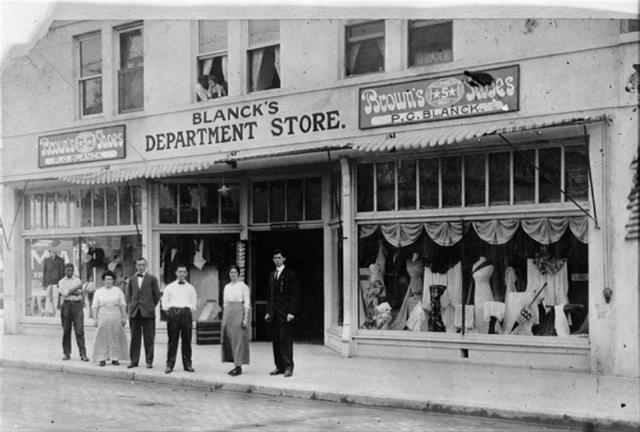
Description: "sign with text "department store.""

(359, 65), (520, 129)
(38, 125), (126, 168)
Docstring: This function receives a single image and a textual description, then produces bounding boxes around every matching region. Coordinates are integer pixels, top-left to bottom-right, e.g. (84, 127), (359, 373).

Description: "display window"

(159, 234), (240, 322)
(357, 218), (588, 337)
(25, 235), (142, 319)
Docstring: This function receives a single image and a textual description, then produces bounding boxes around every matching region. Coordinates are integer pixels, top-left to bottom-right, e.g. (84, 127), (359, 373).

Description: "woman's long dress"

(221, 281), (251, 367)
(91, 287), (129, 362)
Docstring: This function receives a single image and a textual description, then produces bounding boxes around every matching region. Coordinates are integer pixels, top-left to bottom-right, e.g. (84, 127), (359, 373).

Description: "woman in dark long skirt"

(221, 265), (250, 376)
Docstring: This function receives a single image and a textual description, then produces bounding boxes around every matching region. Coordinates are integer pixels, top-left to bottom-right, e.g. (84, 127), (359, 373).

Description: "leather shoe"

(146, 364), (153, 369)
(62, 355), (70, 361)
(80, 355), (90, 362)
(269, 368), (283, 375)
(284, 368), (293, 378)
(112, 361), (120, 366)
(229, 367), (242, 376)
(184, 366), (195, 373)
(99, 361), (106, 367)
(165, 367), (173, 374)
(127, 363), (137, 369)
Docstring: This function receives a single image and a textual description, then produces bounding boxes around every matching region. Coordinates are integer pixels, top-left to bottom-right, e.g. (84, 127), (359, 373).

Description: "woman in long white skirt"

(92, 270), (129, 366)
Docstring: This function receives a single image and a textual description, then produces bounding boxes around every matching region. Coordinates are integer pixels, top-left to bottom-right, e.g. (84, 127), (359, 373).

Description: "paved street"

(0, 367), (580, 432)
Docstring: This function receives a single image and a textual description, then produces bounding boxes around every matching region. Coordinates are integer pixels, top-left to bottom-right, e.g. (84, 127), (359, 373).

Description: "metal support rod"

(584, 125), (600, 229)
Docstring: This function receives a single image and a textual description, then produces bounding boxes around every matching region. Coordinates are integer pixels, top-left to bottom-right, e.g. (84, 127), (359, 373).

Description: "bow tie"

(137, 274), (144, 278)
(178, 281), (185, 285)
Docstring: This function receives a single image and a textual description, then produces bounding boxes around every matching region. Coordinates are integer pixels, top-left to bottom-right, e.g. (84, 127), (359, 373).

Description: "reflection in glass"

(131, 186), (142, 226)
(159, 184), (177, 223)
(514, 149), (535, 204)
(357, 164), (374, 212)
(57, 191), (69, 228)
(69, 190), (81, 228)
(397, 160), (416, 210)
(419, 158), (439, 209)
(270, 180), (285, 222)
(221, 184), (239, 224)
(305, 177), (321, 220)
(93, 188), (105, 226)
(118, 186), (131, 225)
(81, 190), (92, 227)
(489, 152), (511, 206)
(201, 184), (220, 224)
(464, 154), (485, 207)
(253, 182), (268, 223)
(564, 145), (589, 202)
(376, 161), (395, 211)
(441, 156), (461, 207)
(286, 179), (303, 221)
(539, 147), (562, 203)
(180, 184), (199, 224)
(46, 192), (56, 228)
(106, 187), (118, 226)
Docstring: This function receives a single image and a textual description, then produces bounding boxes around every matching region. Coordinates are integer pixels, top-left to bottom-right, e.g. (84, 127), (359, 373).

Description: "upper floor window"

(196, 21), (228, 101)
(117, 24), (143, 113)
(345, 20), (384, 77)
(408, 20), (452, 67)
(248, 20), (280, 92)
(621, 19), (640, 33)
(77, 32), (102, 116)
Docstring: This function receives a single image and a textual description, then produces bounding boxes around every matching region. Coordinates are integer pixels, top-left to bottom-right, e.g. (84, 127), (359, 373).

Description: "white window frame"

(76, 31), (102, 118)
(345, 19), (385, 77)
(407, 19), (453, 68)
(116, 22), (144, 114)
(196, 20), (229, 102)
(247, 20), (280, 93)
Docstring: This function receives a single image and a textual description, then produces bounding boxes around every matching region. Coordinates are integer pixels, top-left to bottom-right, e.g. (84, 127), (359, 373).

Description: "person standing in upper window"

(195, 74), (210, 102)
(161, 264), (197, 374)
(264, 249), (300, 378)
(125, 258), (161, 369)
(58, 263), (89, 362)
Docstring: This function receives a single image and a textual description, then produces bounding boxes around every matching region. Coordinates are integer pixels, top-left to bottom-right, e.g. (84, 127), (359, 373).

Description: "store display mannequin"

(362, 241), (387, 328)
(428, 284), (446, 332)
(392, 252), (427, 331)
(472, 256), (495, 334)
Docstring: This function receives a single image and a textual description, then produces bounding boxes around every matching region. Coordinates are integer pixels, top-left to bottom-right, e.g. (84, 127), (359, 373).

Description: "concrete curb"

(1, 358), (637, 431)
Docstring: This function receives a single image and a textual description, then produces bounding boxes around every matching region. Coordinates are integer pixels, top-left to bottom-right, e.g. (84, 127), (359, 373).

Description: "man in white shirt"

(58, 263), (89, 362)
(161, 264), (197, 374)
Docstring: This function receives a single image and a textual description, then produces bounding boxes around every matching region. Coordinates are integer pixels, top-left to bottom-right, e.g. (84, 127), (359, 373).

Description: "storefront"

(2, 20), (637, 377)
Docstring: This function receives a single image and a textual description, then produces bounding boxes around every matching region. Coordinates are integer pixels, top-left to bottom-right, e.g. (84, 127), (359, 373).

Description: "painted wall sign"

(359, 65), (520, 129)
(144, 100), (344, 153)
(38, 125), (126, 167)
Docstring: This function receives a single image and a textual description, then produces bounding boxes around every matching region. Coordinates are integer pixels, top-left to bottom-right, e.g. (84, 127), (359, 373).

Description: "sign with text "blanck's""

(38, 125), (126, 168)
(359, 65), (519, 129)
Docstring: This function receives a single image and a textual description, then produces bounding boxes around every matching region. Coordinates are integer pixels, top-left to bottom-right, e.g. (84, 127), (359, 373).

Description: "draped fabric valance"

(359, 216), (589, 247)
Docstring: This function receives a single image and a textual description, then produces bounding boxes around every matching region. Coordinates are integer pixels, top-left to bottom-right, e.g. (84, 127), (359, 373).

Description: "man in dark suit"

(264, 248), (300, 377)
(41, 249), (65, 316)
(125, 257), (161, 369)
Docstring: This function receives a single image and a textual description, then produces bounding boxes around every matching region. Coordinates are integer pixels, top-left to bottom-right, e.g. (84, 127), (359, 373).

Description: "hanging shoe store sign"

(38, 125), (126, 168)
(359, 65), (520, 129)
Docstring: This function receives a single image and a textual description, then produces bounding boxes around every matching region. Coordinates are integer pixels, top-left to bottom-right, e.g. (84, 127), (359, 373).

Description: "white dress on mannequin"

(472, 257), (494, 334)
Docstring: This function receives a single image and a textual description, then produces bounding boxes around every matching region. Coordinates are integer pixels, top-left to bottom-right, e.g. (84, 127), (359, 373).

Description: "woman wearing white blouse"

(221, 265), (251, 376)
(91, 270), (129, 367)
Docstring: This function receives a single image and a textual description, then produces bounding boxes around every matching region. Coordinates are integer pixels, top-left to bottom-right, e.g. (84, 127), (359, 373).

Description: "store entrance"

(251, 229), (324, 343)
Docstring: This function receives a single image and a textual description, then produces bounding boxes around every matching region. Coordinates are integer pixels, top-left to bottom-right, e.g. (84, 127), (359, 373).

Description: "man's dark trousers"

(166, 308), (193, 369)
(129, 311), (156, 366)
(60, 300), (86, 357)
(271, 315), (294, 372)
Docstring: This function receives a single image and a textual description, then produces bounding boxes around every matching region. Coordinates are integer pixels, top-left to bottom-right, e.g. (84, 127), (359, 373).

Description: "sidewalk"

(1, 329), (638, 430)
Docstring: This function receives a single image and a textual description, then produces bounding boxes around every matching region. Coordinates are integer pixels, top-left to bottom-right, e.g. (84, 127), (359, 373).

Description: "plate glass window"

(118, 26), (143, 113)
(346, 21), (384, 76)
(408, 20), (452, 67)
(78, 33), (102, 116)
(248, 20), (280, 92)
